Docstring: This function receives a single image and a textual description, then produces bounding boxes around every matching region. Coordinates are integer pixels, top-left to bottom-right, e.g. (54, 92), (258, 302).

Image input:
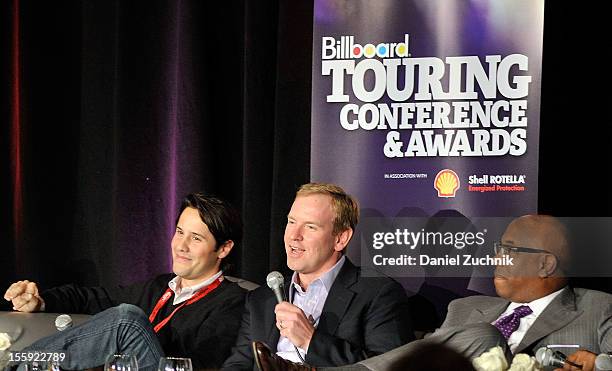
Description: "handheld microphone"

(266, 271), (306, 364)
(536, 347), (566, 368)
(266, 271), (286, 303)
(596, 353), (612, 370)
(535, 347), (582, 369)
(55, 314), (73, 331)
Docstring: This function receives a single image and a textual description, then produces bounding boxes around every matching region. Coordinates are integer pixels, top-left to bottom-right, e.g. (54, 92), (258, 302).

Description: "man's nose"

(177, 238), (189, 251)
(289, 226), (303, 241)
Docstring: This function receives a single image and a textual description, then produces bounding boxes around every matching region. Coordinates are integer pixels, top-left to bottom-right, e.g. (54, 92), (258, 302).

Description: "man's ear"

(538, 254), (558, 277)
(334, 228), (353, 252)
(217, 240), (234, 259)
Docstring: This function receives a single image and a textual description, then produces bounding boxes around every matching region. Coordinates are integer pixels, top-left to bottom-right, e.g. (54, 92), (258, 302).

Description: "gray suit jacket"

(441, 286), (612, 354)
(351, 287), (612, 371)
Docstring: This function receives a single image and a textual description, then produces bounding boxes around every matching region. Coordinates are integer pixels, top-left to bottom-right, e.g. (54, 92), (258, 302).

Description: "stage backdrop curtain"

(1, 1), (611, 304)
(0, 0), (312, 297)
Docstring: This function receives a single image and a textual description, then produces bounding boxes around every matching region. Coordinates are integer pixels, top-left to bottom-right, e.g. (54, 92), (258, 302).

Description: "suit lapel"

(467, 298), (509, 324)
(316, 259), (358, 336)
(516, 287), (582, 353)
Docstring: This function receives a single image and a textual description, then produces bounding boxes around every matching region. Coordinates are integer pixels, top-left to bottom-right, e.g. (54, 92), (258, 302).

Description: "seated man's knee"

(115, 303), (148, 323)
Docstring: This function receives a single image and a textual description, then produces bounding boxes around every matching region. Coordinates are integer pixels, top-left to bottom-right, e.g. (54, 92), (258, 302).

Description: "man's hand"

(274, 302), (315, 350)
(3, 280), (45, 312)
(554, 349), (596, 371)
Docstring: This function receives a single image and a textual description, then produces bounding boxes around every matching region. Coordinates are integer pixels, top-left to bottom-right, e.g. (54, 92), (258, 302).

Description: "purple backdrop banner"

(311, 0), (544, 218)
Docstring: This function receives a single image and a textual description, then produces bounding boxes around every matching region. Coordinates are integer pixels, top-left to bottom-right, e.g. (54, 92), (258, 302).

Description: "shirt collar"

(168, 270), (224, 297)
(291, 255), (346, 294)
(506, 287), (565, 317)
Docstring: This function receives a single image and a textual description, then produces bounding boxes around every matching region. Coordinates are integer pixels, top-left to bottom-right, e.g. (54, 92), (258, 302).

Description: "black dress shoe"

(252, 341), (314, 371)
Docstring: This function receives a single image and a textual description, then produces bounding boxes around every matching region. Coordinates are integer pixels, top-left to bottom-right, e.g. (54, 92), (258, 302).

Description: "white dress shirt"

(276, 256), (346, 363)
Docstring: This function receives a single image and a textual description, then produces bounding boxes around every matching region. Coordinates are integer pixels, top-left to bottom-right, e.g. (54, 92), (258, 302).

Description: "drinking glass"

(22, 361), (60, 371)
(104, 354), (138, 371)
(157, 357), (192, 371)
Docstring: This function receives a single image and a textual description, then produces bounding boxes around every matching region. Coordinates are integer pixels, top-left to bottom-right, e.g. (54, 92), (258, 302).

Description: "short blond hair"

(296, 183), (359, 235)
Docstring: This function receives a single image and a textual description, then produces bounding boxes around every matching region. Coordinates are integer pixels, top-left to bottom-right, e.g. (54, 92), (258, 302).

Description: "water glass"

(22, 361), (60, 371)
(157, 357), (192, 371)
(104, 354), (138, 371)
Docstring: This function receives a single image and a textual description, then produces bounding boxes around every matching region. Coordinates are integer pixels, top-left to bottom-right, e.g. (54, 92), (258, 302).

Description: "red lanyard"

(148, 276), (223, 333)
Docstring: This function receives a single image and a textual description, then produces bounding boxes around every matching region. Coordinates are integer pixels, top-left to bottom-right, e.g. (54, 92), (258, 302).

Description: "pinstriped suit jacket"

(440, 286), (612, 354)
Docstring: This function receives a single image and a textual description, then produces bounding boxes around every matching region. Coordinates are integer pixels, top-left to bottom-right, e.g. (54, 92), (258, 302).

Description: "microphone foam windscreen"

(266, 271), (284, 289)
(55, 314), (73, 331)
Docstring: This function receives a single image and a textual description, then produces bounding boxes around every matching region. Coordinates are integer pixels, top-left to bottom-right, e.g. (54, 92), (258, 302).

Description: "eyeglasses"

(493, 242), (552, 256)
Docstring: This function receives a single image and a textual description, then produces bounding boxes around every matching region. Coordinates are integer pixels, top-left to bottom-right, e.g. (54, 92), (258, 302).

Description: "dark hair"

(176, 193), (243, 251)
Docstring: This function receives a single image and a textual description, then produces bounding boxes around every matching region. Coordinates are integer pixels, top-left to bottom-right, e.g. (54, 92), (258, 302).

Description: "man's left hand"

(554, 349), (596, 371)
(274, 302), (315, 350)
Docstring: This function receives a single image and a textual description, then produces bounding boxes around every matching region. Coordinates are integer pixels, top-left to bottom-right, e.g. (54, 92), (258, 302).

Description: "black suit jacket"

(221, 259), (414, 370)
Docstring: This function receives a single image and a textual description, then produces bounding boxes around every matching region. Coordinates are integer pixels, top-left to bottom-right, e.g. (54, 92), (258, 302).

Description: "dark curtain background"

(1, 0), (610, 308)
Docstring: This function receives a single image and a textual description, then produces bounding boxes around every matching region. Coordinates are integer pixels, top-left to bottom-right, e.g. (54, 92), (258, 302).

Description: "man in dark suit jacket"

(221, 183), (414, 370)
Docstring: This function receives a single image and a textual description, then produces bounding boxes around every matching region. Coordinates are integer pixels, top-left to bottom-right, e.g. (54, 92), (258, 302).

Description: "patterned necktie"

(494, 305), (533, 339)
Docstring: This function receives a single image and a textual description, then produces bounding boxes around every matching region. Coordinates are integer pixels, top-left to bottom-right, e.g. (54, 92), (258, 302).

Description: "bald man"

(257, 215), (612, 371)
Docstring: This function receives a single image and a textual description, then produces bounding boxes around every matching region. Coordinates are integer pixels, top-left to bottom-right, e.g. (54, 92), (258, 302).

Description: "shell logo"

(434, 169), (460, 198)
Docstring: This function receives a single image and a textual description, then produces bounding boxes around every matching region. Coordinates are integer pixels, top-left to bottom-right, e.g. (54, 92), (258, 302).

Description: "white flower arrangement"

(472, 346), (543, 371)
(473, 346), (508, 371)
(508, 353), (541, 371)
(0, 332), (11, 369)
(0, 333), (10, 351)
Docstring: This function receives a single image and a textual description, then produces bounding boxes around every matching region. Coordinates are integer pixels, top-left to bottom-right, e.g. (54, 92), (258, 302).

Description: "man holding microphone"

(222, 183), (414, 370)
